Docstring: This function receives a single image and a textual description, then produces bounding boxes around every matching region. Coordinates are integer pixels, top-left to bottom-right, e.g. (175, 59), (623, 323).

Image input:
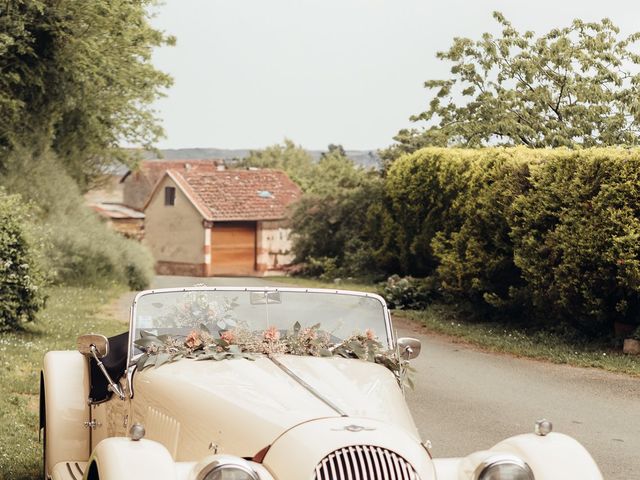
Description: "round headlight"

(197, 455), (260, 480)
(475, 455), (534, 480)
(203, 466), (258, 480)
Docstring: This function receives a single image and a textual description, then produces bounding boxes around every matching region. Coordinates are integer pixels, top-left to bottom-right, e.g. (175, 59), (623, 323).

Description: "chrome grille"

(314, 445), (420, 480)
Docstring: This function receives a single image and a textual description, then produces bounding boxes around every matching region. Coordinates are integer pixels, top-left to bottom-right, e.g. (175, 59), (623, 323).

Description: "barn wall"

(256, 220), (295, 273)
(122, 171), (156, 211)
(144, 176), (205, 271)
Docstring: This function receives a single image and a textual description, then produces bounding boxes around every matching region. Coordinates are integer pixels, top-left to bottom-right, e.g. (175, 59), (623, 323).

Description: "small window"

(164, 186), (176, 206)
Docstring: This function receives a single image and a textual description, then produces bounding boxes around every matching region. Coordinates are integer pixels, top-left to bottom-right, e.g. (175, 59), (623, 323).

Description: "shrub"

(0, 191), (46, 330)
(378, 275), (436, 310)
(509, 149), (640, 337)
(291, 179), (386, 278)
(385, 147), (640, 337)
(1, 149), (153, 289)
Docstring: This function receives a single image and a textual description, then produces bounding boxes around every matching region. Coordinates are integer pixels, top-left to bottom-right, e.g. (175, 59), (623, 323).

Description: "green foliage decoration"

(0, 190), (46, 330)
(133, 322), (410, 386)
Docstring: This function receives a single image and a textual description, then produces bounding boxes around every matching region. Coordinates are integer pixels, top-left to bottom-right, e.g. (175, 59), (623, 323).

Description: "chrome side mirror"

(397, 337), (421, 360)
(77, 333), (125, 400)
(77, 334), (109, 358)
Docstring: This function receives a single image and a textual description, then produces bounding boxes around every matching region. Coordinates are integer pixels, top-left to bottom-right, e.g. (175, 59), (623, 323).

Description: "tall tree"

(382, 13), (640, 162)
(0, 0), (173, 188)
(239, 139), (316, 191)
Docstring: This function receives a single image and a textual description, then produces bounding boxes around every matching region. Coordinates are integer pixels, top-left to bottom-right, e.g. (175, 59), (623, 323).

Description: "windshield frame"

(126, 286), (394, 368)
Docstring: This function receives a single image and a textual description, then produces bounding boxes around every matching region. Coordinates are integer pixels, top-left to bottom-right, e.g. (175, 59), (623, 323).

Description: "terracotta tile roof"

(154, 167), (302, 221)
(121, 159), (221, 184)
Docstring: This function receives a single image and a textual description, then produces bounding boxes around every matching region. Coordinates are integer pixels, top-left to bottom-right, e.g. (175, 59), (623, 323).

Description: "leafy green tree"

(239, 139), (316, 191)
(0, 0), (173, 189)
(290, 179), (385, 278)
(383, 13), (640, 162)
(244, 141), (385, 278)
(307, 144), (372, 195)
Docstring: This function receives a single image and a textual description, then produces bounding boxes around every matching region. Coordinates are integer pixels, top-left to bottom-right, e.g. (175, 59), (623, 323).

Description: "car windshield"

(131, 289), (390, 355)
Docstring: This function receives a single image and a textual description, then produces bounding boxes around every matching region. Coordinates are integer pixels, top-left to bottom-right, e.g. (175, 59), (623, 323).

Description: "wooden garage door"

(210, 222), (256, 276)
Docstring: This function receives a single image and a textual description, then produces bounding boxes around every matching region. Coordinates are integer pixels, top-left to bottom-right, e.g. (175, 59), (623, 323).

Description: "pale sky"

(149, 0), (640, 151)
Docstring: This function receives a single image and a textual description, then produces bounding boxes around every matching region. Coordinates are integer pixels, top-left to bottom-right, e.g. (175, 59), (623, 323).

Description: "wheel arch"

(89, 437), (178, 480)
(42, 351), (91, 476)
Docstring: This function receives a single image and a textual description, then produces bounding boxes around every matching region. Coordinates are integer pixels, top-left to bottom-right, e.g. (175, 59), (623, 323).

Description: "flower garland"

(133, 322), (412, 386)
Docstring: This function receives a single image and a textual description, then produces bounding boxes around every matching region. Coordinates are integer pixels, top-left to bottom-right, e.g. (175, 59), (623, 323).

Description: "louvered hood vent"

(314, 445), (420, 480)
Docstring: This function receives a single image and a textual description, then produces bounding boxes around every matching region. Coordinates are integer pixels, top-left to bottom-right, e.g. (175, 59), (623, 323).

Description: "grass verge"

(266, 276), (378, 293)
(0, 285), (125, 480)
(397, 304), (640, 377)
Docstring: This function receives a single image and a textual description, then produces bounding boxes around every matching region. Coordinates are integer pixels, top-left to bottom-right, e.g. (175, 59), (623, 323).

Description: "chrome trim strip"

(73, 462), (84, 477)
(315, 446), (418, 480)
(473, 454), (534, 480)
(268, 355), (348, 417)
(65, 463), (78, 480)
(370, 445), (383, 478)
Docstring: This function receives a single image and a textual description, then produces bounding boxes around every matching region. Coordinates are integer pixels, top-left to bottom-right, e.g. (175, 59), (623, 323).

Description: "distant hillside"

(141, 148), (381, 169)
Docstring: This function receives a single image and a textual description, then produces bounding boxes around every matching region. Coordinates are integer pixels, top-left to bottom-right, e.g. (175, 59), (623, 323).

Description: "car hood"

(132, 355), (420, 460)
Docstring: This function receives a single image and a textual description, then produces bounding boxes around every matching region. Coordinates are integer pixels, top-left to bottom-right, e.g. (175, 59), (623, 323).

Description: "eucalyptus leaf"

(140, 330), (159, 339)
(135, 353), (149, 369)
(142, 354), (157, 369)
(135, 337), (161, 348)
(154, 353), (171, 368)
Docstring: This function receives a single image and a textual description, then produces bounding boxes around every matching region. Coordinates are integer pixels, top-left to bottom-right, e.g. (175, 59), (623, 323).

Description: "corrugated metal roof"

(91, 203), (145, 219)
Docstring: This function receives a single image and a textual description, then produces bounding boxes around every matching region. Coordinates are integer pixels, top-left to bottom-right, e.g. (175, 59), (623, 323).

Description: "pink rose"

(220, 330), (235, 344)
(301, 327), (317, 340)
(365, 329), (376, 341)
(185, 330), (203, 349)
(263, 326), (280, 342)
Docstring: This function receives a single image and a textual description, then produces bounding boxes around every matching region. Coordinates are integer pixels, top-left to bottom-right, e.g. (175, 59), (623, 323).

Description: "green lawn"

(397, 305), (640, 377)
(266, 276), (378, 293)
(0, 286), (125, 480)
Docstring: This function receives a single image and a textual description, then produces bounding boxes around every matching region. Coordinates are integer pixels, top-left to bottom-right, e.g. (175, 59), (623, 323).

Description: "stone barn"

(142, 165), (302, 276)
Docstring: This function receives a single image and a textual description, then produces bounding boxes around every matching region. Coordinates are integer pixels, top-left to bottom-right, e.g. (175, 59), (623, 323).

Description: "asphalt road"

(124, 276), (640, 479)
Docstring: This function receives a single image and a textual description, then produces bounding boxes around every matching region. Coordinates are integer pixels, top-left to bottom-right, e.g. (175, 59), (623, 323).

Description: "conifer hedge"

(384, 147), (640, 336)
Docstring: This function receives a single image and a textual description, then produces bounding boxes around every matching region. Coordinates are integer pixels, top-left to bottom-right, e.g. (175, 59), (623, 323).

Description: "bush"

(509, 150), (640, 337)
(291, 179), (386, 278)
(1, 149), (153, 289)
(384, 147), (640, 337)
(0, 191), (46, 330)
(378, 275), (436, 310)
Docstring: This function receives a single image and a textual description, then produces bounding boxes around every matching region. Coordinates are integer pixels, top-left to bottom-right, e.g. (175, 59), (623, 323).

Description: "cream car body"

(41, 287), (604, 480)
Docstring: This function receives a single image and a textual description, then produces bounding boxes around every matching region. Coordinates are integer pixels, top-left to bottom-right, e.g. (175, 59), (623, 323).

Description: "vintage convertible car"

(41, 287), (603, 480)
